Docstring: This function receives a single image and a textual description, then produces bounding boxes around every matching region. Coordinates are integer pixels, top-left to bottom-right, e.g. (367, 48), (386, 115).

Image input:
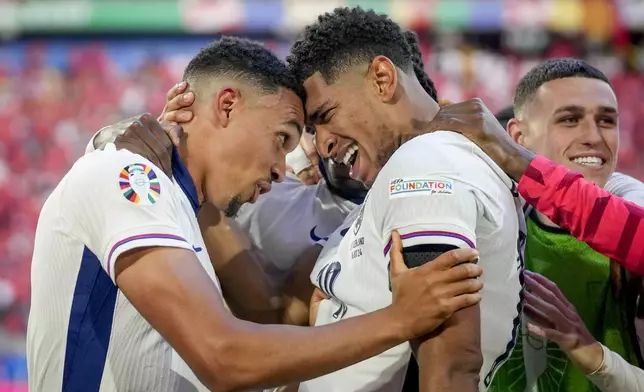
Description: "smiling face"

(510, 77), (619, 188)
(303, 65), (401, 186)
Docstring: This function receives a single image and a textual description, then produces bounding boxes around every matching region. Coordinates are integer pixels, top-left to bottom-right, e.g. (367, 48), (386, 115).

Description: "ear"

(213, 87), (241, 128)
(507, 118), (526, 146)
(368, 56), (397, 103)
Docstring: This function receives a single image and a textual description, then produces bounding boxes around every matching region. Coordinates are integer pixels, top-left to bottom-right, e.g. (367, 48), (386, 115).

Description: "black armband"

(402, 243), (459, 268)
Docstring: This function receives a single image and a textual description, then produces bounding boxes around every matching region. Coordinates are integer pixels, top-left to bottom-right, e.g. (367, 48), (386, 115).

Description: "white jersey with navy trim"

(304, 131), (525, 392)
(27, 143), (218, 392)
(235, 173), (357, 285)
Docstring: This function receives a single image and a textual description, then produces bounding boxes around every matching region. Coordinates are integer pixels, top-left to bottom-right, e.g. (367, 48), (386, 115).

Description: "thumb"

(164, 124), (183, 148)
(388, 230), (408, 278)
(311, 287), (329, 302)
(439, 98), (454, 107)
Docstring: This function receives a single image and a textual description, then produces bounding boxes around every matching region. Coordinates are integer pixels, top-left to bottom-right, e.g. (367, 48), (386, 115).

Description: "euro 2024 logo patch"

(120, 163), (161, 205)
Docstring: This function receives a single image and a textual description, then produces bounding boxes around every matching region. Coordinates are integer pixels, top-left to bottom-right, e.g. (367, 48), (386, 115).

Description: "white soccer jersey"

(27, 144), (219, 392)
(235, 173), (357, 285)
(304, 131), (526, 392)
(86, 128), (357, 286)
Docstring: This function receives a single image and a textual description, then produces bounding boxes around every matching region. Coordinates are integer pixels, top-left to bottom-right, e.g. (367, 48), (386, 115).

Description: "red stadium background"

(0, 0), (643, 390)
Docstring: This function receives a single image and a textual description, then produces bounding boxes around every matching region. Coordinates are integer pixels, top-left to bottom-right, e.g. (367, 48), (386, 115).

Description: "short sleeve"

(62, 144), (192, 282)
(374, 134), (485, 256)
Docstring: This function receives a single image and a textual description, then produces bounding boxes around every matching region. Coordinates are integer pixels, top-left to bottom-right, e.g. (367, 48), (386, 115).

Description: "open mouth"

(569, 155), (605, 168)
(341, 142), (359, 167)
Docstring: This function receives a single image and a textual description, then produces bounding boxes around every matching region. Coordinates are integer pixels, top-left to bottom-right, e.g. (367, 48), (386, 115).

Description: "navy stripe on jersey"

(63, 247), (118, 391)
(383, 230), (475, 255)
(172, 146), (200, 214)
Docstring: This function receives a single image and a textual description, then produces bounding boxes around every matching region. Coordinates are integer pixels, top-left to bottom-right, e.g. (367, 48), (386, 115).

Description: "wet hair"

(184, 36), (305, 102)
(514, 58), (610, 116)
(287, 7), (422, 87)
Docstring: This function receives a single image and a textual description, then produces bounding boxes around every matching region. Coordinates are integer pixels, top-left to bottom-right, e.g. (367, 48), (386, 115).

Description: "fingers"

(445, 293), (482, 313)
(127, 115), (174, 176)
(164, 92), (194, 115)
(524, 272), (577, 319)
(523, 292), (556, 329)
(442, 278), (483, 298)
(523, 289), (563, 329)
(388, 230), (408, 277)
(526, 322), (567, 345)
(311, 288), (329, 302)
(166, 81), (187, 102)
(440, 261), (483, 284)
(160, 82), (194, 125)
(164, 124), (184, 148)
(426, 247), (479, 272)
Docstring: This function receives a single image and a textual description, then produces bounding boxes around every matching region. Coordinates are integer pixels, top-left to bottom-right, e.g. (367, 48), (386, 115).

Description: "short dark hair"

(403, 30), (438, 101)
(287, 7), (415, 85)
(184, 36), (305, 102)
(495, 106), (514, 129)
(514, 58), (611, 116)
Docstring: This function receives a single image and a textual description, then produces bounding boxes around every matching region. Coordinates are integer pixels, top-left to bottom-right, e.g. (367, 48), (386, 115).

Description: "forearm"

(586, 344), (644, 392)
(199, 205), (282, 324)
(218, 308), (404, 391)
(281, 245), (322, 325)
(415, 305), (481, 391)
(518, 156), (644, 275)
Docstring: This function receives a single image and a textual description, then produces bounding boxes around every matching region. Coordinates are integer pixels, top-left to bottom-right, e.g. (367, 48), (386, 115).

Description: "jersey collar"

(171, 146), (200, 215)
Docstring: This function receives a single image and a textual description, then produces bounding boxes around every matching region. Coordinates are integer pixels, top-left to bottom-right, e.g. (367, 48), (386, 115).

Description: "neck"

(177, 129), (206, 204)
(405, 89), (441, 140)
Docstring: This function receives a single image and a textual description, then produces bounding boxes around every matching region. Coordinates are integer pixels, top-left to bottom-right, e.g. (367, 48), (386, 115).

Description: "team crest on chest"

(119, 163), (161, 205)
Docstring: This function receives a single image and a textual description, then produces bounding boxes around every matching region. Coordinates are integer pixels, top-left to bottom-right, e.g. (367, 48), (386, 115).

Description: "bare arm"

(116, 247), (406, 391)
(197, 203), (282, 324)
(281, 244), (322, 325)
(414, 304), (482, 391)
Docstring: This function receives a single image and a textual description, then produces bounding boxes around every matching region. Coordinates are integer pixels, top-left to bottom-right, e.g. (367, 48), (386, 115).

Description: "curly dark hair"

(514, 58), (610, 116)
(403, 30), (438, 100)
(184, 36), (305, 102)
(287, 7), (418, 86)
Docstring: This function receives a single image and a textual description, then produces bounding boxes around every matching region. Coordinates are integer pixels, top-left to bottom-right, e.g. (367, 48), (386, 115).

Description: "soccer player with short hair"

(287, 7), (525, 391)
(488, 58), (642, 392)
(89, 29), (438, 318)
(26, 37), (484, 392)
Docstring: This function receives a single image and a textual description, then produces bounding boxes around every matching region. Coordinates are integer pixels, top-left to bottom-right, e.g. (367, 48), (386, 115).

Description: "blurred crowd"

(0, 34), (644, 385)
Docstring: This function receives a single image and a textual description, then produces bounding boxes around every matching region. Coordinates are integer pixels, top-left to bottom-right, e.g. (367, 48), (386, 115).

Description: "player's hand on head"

(523, 271), (604, 374)
(387, 230), (483, 340)
(420, 98), (534, 181)
(114, 114), (178, 178)
(158, 81), (195, 126)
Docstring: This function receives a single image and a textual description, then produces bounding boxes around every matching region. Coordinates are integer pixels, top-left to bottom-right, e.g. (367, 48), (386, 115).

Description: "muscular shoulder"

(377, 131), (511, 194)
(62, 144), (174, 210)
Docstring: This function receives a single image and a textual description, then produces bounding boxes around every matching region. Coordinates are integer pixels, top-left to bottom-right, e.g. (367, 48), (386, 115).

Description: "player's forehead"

(255, 87), (305, 129)
(532, 77), (617, 116)
(303, 72), (357, 120)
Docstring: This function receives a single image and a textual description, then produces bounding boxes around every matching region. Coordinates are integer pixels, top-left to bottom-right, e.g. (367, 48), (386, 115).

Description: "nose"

(579, 120), (604, 146)
(271, 156), (287, 183)
(315, 127), (338, 159)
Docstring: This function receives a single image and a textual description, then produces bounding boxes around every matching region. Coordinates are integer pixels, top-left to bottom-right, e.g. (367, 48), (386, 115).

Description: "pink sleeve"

(518, 155), (644, 276)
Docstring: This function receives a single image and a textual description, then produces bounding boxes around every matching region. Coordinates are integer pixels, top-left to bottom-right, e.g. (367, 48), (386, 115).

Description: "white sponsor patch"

(389, 178), (453, 199)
